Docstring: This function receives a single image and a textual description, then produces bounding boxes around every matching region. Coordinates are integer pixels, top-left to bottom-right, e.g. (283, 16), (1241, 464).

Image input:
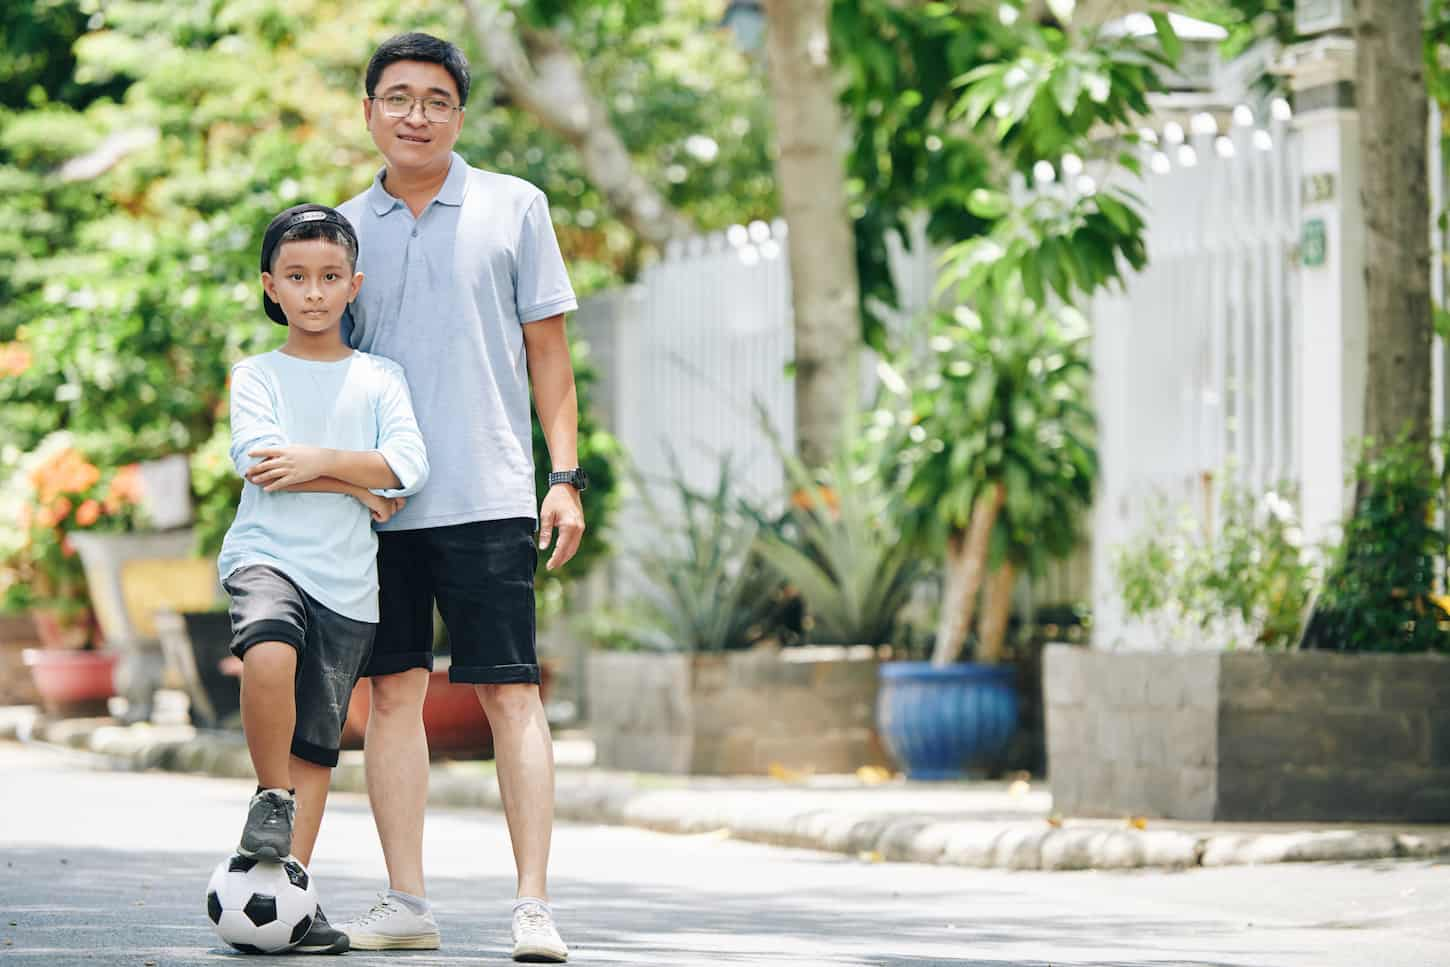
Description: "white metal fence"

(1090, 104), (1302, 647)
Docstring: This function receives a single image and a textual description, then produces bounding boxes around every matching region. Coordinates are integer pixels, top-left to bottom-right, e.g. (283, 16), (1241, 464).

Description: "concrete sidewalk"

(6, 705), (1448, 873)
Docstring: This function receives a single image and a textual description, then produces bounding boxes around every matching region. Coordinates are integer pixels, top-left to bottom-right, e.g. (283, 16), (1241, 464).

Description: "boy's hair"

(365, 32), (471, 107)
(268, 221), (358, 274)
(259, 204), (359, 326)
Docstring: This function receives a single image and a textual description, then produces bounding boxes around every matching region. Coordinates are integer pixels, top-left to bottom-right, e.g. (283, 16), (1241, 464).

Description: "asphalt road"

(1, 742), (1447, 966)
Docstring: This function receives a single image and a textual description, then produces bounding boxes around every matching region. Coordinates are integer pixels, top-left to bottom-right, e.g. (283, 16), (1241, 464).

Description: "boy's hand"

(247, 446), (331, 491)
(359, 491), (405, 523)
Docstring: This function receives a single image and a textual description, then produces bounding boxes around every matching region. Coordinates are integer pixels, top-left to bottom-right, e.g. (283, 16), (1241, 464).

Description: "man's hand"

(538, 484), (585, 571)
(358, 491), (406, 524)
(246, 446), (332, 491)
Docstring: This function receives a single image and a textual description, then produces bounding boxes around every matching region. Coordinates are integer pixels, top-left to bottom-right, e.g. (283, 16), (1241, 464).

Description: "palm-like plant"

(753, 431), (919, 646)
(879, 285), (1097, 665)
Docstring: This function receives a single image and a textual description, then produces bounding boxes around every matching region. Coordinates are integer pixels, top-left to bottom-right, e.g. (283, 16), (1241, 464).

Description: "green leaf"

(966, 188), (1010, 219)
(1150, 13), (1183, 64)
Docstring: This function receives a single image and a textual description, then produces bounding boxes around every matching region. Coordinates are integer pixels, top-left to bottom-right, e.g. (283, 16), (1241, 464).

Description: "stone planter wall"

(0, 615), (43, 706)
(1044, 644), (1450, 822)
(587, 646), (889, 775)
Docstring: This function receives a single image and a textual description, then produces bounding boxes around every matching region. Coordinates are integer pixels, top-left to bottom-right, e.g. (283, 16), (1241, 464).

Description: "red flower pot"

(21, 648), (118, 718)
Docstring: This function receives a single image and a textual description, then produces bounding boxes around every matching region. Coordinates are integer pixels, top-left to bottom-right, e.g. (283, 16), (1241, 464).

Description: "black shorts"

(222, 565), (376, 768)
(364, 517), (540, 685)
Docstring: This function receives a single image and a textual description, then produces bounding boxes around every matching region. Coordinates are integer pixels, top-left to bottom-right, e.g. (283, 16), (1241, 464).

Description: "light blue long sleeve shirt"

(217, 350), (429, 622)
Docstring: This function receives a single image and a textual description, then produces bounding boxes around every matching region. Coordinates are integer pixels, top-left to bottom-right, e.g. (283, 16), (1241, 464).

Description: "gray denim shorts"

(221, 564), (376, 768)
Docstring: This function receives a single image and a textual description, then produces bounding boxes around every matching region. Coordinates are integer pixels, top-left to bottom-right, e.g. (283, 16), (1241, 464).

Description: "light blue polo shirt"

(339, 152), (578, 531)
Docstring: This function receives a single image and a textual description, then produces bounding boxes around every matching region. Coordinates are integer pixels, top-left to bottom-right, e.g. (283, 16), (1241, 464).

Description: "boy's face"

(365, 60), (464, 175)
(261, 239), (363, 334)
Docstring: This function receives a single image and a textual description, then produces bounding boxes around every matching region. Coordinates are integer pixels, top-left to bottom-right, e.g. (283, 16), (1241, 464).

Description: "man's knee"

(369, 668), (429, 717)
(473, 682), (540, 722)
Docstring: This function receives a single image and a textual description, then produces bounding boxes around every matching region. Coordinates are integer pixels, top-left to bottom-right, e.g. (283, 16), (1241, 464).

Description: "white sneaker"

(336, 892), (441, 950)
(512, 899), (568, 963)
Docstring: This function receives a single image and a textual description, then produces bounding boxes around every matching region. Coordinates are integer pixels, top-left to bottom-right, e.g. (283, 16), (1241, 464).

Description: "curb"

(7, 714), (1449, 873)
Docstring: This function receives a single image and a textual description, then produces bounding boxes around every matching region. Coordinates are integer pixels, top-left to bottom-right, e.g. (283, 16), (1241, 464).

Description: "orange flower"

(35, 507), (58, 529)
(75, 499), (101, 527)
(106, 465), (143, 508)
(0, 342), (31, 377)
(51, 496), (73, 521)
(790, 485), (840, 515)
(61, 536), (76, 558)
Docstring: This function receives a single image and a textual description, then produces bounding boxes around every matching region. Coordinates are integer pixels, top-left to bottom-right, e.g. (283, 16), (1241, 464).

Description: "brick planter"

(587, 646), (890, 775)
(1043, 644), (1450, 822)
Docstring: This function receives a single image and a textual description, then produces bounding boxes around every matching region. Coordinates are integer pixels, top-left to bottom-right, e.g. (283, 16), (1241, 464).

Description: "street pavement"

(2, 742), (1448, 966)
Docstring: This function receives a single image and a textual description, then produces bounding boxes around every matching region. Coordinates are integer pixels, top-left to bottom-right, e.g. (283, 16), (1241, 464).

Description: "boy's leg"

(240, 641), (297, 789)
(363, 668), (431, 896)
(289, 756), (332, 867)
(475, 683), (554, 900)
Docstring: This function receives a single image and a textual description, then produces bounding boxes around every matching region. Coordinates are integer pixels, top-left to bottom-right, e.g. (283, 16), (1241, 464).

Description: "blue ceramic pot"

(877, 661), (1019, 780)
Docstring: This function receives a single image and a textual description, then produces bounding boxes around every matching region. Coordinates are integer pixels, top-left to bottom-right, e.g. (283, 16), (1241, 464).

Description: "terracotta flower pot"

(340, 662), (553, 760)
(21, 647), (118, 718)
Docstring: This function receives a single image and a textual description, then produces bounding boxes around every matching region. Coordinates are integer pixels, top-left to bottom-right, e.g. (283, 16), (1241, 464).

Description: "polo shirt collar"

(366, 152), (469, 216)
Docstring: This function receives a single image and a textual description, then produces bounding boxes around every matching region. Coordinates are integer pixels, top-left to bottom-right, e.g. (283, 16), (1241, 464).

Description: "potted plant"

(873, 284), (1097, 779)
(1052, 438), (1450, 822)
(586, 456), (889, 775)
(7, 435), (146, 716)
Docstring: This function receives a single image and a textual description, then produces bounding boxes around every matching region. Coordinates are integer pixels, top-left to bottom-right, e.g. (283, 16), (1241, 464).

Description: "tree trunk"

(976, 560), (1019, 665)
(931, 482), (1006, 666)
(1355, 4), (1433, 453)
(761, 0), (861, 468)
(462, 1), (695, 249)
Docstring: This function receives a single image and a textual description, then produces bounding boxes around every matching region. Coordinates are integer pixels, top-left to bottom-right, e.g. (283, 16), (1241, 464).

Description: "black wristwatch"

(548, 467), (589, 492)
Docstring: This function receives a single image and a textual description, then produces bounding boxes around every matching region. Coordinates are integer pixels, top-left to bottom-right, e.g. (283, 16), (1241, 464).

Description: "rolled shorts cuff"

(447, 662), (540, 686)
(232, 619), (305, 658)
(363, 650), (435, 679)
(290, 736), (340, 768)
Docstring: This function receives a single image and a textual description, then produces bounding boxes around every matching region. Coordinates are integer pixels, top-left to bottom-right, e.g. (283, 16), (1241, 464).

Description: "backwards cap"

(260, 204), (358, 326)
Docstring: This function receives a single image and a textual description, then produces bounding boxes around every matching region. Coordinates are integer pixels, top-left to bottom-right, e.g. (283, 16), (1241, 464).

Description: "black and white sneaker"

(293, 906), (350, 955)
(238, 788), (294, 861)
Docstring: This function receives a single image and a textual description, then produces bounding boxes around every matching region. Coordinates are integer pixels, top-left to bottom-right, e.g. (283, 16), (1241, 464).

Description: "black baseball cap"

(260, 204), (359, 326)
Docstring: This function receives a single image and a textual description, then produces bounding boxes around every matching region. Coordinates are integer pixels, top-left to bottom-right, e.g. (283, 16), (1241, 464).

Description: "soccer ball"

(205, 853), (318, 953)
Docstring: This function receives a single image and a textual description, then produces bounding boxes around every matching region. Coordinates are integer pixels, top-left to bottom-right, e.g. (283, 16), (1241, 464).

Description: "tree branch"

(461, 0), (695, 248)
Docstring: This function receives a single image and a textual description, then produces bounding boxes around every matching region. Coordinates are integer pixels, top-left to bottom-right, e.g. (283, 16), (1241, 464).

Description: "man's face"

(262, 239), (363, 334)
(365, 60), (464, 174)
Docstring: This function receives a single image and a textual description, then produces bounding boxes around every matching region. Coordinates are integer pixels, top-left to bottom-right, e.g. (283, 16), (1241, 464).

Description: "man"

(334, 32), (584, 964)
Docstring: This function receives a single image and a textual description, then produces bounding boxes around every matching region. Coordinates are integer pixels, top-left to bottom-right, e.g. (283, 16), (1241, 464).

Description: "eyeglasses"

(370, 93), (461, 124)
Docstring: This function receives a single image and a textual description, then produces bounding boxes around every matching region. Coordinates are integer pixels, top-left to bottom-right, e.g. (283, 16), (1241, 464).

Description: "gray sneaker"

(238, 789), (294, 861)
(512, 899), (568, 963)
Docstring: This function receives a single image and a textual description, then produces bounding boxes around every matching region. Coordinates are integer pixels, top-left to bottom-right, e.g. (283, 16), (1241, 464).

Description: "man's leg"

(289, 757), (331, 867)
(240, 641), (296, 790)
(475, 682), (554, 900)
(364, 667), (431, 897)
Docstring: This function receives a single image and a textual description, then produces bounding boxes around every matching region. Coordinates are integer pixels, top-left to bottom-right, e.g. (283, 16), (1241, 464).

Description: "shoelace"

(351, 894), (399, 927)
(515, 905), (555, 936)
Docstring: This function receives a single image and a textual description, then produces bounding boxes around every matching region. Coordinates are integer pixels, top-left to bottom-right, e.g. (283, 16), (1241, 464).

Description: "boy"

(217, 203), (429, 955)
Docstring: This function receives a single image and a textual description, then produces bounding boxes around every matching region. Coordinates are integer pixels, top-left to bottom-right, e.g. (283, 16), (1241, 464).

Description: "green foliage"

(1303, 438), (1450, 654)
(598, 456), (786, 652)
(531, 338), (623, 593)
(875, 288), (1097, 577)
(1115, 480), (1315, 650)
(752, 428), (919, 646)
(189, 422), (240, 561)
(832, 2), (1167, 345)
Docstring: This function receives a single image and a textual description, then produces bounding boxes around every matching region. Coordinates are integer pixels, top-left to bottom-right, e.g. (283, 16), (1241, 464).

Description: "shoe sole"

(344, 934), (441, 951)
(513, 945), (568, 963)
(293, 937), (350, 955)
(236, 845), (288, 861)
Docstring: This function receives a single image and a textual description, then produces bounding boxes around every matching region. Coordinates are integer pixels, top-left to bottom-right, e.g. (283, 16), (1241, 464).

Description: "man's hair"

(268, 222), (358, 273)
(365, 32), (471, 107)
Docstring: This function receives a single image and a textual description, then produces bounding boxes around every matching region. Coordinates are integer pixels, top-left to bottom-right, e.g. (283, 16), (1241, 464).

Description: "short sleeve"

(515, 193), (578, 324)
